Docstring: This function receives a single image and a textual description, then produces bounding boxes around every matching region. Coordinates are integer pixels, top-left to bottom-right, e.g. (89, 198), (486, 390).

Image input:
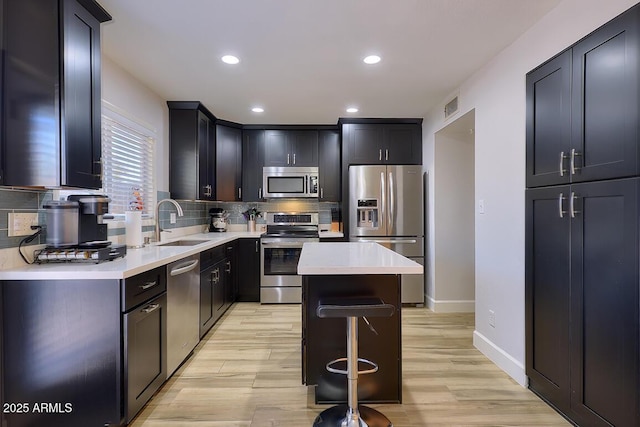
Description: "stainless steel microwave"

(262, 166), (319, 198)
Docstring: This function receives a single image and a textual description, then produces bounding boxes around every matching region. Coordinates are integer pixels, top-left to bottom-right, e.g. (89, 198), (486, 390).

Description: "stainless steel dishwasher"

(166, 255), (200, 378)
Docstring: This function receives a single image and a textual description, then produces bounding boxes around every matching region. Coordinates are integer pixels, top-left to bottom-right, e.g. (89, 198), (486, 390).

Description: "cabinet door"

(216, 124), (242, 201)
(242, 129), (265, 201)
(525, 186), (571, 416)
(2, 0), (59, 186)
(62, 0), (102, 189)
(264, 130), (290, 166)
(570, 178), (639, 427)
(196, 113), (214, 200)
(224, 243), (237, 305)
(200, 267), (216, 338)
(212, 262), (226, 322)
(237, 238), (261, 302)
(318, 130), (341, 201)
(526, 51), (572, 188)
(383, 124), (421, 164)
(345, 123), (384, 164)
(571, 8), (640, 183)
(290, 130), (318, 166)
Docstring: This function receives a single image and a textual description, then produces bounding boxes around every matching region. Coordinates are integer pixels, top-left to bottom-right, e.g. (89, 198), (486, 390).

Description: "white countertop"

(0, 231), (264, 281)
(297, 242), (423, 275)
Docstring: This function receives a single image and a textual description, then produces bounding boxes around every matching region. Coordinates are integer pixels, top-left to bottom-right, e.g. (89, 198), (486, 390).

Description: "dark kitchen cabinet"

(342, 121), (422, 165)
(216, 122), (242, 201)
(264, 129), (318, 167)
(199, 245), (233, 337)
(168, 102), (217, 200)
(0, 0), (110, 188)
(526, 5), (640, 187)
(242, 129), (266, 201)
(237, 238), (261, 302)
(526, 180), (640, 427)
(224, 242), (237, 305)
(318, 129), (341, 201)
(1, 279), (123, 427)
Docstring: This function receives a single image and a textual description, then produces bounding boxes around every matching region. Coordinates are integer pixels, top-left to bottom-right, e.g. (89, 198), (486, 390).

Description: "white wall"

(423, 0), (639, 385)
(101, 56), (170, 192)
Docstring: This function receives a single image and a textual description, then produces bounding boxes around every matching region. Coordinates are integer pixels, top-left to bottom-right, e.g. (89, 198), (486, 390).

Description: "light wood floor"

(130, 303), (570, 426)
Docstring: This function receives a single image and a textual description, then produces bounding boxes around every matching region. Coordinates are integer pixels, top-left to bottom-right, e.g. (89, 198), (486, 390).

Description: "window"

(101, 101), (156, 215)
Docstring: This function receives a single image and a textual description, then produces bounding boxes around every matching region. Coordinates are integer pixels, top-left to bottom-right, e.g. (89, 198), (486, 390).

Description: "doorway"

(430, 109), (476, 312)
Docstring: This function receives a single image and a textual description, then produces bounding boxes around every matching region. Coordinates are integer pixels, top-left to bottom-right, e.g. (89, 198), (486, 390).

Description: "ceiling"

(99, 0), (561, 125)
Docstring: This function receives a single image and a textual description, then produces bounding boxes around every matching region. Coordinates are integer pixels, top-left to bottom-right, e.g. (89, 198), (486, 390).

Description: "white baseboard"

(473, 330), (528, 387)
(426, 295), (475, 313)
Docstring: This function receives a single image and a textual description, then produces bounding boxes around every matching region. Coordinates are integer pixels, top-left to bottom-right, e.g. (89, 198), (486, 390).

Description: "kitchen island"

(298, 242), (422, 404)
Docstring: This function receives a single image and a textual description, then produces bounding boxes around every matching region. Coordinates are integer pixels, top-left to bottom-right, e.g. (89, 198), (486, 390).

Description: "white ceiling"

(99, 0), (561, 125)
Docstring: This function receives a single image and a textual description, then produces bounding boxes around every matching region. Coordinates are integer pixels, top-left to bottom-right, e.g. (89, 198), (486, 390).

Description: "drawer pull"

(140, 281), (157, 290)
(141, 303), (160, 314)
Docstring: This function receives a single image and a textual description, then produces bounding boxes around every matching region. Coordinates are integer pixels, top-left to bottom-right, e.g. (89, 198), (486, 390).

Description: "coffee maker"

(67, 195), (110, 244)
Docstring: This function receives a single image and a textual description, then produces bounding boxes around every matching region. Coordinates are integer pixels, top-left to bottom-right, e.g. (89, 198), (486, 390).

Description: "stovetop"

(264, 212), (319, 238)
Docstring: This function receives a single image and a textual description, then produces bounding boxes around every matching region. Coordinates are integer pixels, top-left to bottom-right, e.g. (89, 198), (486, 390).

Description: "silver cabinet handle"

(320, 187), (324, 199)
(388, 172), (394, 230)
(287, 153), (290, 165)
(293, 153), (296, 165)
(570, 192), (580, 218)
(238, 187), (242, 200)
(558, 193), (566, 218)
(140, 281), (157, 290)
(379, 149), (382, 161)
(385, 149), (389, 161)
(225, 261), (231, 273)
(559, 152), (569, 177)
(170, 259), (199, 276)
(259, 188), (262, 199)
(255, 240), (259, 252)
(570, 149), (581, 175)
(141, 303), (160, 314)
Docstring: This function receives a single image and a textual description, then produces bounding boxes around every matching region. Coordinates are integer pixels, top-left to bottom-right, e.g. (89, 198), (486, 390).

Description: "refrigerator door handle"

(380, 172), (386, 228)
(388, 172), (394, 231)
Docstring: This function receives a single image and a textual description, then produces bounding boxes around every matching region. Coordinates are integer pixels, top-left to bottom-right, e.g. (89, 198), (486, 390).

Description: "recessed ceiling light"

(346, 107), (359, 113)
(252, 107), (264, 113)
(221, 55), (240, 65)
(363, 55), (381, 65)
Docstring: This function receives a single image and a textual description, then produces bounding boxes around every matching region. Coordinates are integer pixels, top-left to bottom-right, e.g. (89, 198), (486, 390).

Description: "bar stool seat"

(313, 297), (395, 427)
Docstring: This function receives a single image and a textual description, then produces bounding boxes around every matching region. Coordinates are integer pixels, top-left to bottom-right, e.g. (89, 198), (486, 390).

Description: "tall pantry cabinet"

(525, 5), (640, 427)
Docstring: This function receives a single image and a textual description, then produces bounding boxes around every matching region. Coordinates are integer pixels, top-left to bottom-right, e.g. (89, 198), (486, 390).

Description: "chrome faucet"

(155, 199), (184, 242)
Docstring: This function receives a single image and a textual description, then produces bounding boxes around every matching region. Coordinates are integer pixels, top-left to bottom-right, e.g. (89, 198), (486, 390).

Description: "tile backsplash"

(0, 187), (340, 254)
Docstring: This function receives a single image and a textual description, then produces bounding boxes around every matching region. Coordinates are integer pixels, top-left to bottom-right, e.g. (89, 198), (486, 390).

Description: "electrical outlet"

(8, 212), (38, 237)
(488, 309), (496, 328)
(170, 212), (177, 224)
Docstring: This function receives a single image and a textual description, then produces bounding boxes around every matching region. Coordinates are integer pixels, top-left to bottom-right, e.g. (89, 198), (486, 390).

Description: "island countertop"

(297, 241), (423, 275)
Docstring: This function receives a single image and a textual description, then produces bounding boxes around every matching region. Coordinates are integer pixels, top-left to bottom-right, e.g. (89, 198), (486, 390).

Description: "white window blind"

(101, 103), (156, 215)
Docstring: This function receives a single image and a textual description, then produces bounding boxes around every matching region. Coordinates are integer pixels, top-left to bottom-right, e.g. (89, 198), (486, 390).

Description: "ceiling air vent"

(444, 96), (458, 119)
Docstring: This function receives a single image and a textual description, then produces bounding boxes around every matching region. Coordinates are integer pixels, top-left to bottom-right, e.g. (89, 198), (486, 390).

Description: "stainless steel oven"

(260, 212), (319, 303)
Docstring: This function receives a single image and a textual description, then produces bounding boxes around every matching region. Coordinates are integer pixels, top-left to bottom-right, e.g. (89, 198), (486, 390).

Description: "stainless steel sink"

(158, 239), (207, 247)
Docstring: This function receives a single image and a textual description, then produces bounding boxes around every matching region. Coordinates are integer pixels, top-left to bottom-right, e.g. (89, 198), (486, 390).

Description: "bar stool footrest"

(326, 357), (379, 375)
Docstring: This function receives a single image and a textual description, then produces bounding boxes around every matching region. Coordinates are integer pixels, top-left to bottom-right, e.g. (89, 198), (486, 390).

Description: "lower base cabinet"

(526, 178), (640, 427)
(237, 238), (260, 302)
(199, 243), (236, 338)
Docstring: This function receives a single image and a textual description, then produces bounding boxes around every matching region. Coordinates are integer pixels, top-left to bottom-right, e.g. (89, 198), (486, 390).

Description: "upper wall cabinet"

(341, 120), (423, 165)
(168, 102), (217, 201)
(216, 122), (242, 201)
(318, 129), (341, 201)
(242, 129), (265, 202)
(264, 130), (318, 167)
(526, 6), (640, 188)
(1, 0), (110, 189)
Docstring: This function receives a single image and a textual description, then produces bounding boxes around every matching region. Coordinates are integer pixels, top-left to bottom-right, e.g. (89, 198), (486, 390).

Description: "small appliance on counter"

(209, 208), (228, 232)
(38, 195), (126, 263)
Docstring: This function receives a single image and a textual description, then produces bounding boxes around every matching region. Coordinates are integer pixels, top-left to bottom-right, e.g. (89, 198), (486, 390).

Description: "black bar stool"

(313, 297), (395, 427)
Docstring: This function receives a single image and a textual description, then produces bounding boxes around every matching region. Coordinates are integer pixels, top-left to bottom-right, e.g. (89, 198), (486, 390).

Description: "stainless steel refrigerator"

(349, 165), (425, 304)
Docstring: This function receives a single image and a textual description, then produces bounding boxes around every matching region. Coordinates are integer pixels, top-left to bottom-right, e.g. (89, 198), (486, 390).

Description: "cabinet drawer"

(123, 266), (167, 312)
(200, 245), (226, 270)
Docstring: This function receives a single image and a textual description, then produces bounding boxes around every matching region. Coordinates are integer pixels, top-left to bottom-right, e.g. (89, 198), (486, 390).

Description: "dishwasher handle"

(169, 259), (199, 276)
